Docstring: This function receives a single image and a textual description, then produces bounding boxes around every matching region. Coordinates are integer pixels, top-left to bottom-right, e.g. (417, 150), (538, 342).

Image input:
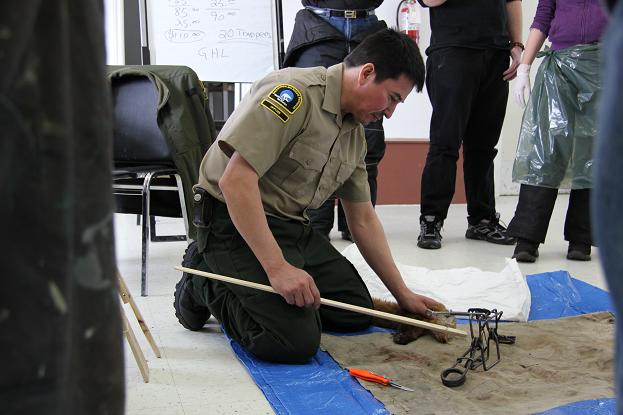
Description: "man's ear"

(357, 63), (376, 86)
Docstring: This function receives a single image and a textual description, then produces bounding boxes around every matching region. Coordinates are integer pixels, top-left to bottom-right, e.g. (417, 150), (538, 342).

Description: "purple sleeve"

(531, 0), (556, 36)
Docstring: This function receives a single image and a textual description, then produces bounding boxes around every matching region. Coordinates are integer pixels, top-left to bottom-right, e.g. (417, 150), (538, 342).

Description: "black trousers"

(193, 200), (373, 363)
(308, 119), (386, 235)
(508, 184), (593, 245)
(421, 48), (509, 224)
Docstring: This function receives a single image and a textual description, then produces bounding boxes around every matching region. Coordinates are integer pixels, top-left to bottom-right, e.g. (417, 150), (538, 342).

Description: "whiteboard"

(146, 0), (278, 82)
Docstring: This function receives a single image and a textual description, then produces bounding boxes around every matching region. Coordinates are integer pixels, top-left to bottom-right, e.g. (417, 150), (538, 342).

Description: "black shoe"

(512, 238), (540, 263)
(417, 216), (442, 249)
(174, 241), (210, 331)
(567, 241), (591, 261)
(465, 213), (516, 245)
(341, 230), (354, 242)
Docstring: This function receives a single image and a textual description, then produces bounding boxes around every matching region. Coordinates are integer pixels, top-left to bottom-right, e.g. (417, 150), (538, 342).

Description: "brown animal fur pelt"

(371, 299), (456, 345)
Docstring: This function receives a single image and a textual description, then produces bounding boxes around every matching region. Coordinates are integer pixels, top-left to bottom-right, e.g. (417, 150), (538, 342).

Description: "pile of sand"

(321, 312), (615, 414)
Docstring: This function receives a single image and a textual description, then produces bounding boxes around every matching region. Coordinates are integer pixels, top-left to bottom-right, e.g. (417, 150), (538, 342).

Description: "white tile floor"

(115, 194), (606, 414)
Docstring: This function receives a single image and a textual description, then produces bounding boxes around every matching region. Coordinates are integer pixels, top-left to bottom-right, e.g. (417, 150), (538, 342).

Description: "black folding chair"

(111, 76), (188, 296)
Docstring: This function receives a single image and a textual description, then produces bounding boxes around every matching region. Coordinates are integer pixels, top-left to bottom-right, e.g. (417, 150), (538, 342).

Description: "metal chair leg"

(140, 172), (155, 296)
(175, 173), (190, 238)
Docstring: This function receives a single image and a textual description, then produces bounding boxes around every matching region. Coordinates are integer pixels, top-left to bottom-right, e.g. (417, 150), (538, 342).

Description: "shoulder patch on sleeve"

(266, 84), (302, 114)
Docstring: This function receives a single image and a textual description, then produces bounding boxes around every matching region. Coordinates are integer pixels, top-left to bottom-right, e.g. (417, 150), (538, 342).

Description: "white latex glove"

(512, 64), (532, 108)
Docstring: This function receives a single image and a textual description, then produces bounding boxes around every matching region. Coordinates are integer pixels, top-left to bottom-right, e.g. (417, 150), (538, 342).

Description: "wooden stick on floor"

(121, 308), (149, 383)
(117, 270), (162, 358)
(175, 266), (467, 337)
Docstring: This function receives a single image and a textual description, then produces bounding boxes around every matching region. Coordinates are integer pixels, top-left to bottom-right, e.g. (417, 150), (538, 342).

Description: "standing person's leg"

(593, 4), (623, 411)
(418, 48), (481, 249)
(462, 49), (508, 222)
(338, 119), (386, 241)
(462, 50), (515, 245)
(507, 184), (558, 262)
(565, 189), (592, 260)
(336, 201), (351, 240)
(363, 119), (387, 207)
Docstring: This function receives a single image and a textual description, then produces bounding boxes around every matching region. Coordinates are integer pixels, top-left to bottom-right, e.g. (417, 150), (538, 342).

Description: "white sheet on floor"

(341, 244), (531, 322)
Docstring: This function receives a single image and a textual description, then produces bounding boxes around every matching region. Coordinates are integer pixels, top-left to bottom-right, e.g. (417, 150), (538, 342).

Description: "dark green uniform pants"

(192, 200), (373, 363)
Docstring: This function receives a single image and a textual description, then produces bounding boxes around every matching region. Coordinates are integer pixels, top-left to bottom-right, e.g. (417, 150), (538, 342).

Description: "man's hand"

(503, 46), (522, 81)
(512, 63), (531, 107)
(267, 262), (321, 309)
(396, 290), (443, 317)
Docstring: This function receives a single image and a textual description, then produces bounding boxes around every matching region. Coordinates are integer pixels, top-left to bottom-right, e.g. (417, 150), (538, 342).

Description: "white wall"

(104, 0), (125, 65)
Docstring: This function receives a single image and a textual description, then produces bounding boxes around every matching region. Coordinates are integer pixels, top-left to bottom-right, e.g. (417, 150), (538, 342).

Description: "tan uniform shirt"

(197, 63), (370, 223)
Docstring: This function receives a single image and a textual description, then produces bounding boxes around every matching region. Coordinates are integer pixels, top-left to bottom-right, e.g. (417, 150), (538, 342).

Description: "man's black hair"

(344, 28), (425, 92)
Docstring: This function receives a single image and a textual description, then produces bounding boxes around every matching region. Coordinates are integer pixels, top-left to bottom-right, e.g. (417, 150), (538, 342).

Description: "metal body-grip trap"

(430, 308), (516, 387)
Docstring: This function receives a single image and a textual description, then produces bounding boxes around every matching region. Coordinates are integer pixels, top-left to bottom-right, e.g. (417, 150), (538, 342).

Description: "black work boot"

(174, 241), (210, 331)
(465, 213), (516, 245)
(417, 216), (442, 249)
(567, 241), (591, 261)
(512, 238), (540, 263)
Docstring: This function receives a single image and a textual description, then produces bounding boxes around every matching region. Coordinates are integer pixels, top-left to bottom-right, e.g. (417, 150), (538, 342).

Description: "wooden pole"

(175, 266), (467, 337)
(117, 270), (162, 358)
(121, 308), (149, 383)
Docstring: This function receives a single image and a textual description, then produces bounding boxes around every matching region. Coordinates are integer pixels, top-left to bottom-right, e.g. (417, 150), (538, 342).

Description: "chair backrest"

(111, 76), (173, 165)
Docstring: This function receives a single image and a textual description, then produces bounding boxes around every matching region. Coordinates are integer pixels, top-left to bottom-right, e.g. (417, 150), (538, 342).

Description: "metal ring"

(441, 367), (467, 387)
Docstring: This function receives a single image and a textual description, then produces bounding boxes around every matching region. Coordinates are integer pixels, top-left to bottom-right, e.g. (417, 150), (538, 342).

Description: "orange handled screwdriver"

(348, 368), (414, 392)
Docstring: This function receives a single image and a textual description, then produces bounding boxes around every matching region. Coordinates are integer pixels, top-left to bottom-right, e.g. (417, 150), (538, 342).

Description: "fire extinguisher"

(397, 0), (421, 45)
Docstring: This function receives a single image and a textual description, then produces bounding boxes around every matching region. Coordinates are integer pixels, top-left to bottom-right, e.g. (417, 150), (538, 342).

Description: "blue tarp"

(537, 398), (616, 415)
(527, 271), (613, 320)
(230, 341), (389, 415)
(229, 271), (615, 414)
